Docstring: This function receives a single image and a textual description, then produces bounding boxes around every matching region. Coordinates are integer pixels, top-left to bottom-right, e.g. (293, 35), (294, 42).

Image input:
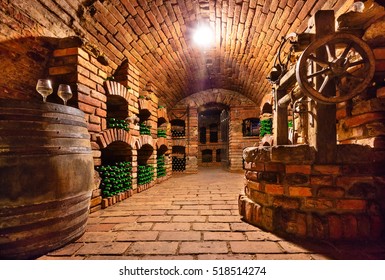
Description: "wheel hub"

(330, 58), (348, 76)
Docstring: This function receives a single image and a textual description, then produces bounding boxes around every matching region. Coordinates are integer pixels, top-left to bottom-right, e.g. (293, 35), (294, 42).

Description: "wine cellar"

(2, 0), (385, 260)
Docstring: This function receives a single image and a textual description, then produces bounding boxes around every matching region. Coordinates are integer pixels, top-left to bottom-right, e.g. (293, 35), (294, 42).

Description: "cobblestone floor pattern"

(39, 168), (385, 260)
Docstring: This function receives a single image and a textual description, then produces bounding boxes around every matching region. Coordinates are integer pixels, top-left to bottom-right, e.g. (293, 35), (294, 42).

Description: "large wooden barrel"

(0, 100), (94, 259)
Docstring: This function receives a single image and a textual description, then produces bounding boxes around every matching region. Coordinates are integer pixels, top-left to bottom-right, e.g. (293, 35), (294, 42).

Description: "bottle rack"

(108, 118), (129, 131)
(171, 118), (186, 172)
(137, 165), (155, 185)
(136, 87), (157, 192)
(157, 106), (170, 181)
(97, 80), (134, 210)
(93, 78), (171, 209)
(96, 162), (132, 198)
(171, 145), (186, 172)
(157, 155), (166, 178)
(172, 156), (186, 172)
(171, 119), (186, 138)
(139, 122), (151, 135)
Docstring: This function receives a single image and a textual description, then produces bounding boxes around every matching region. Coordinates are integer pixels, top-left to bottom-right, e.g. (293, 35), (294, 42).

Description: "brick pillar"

(49, 45), (110, 166)
(228, 108), (243, 171)
(186, 106), (198, 173)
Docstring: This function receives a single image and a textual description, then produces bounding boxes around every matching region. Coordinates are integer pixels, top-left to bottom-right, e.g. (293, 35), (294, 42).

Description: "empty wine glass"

(36, 79), (53, 102)
(57, 84), (73, 105)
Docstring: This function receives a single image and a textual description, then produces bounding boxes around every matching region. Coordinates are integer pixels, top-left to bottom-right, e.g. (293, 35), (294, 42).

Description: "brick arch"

(172, 139), (187, 147)
(260, 92), (273, 113)
(156, 138), (168, 150)
(104, 80), (131, 103)
(97, 128), (137, 149)
(136, 135), (155, 150)
(175, 89), (258, 108)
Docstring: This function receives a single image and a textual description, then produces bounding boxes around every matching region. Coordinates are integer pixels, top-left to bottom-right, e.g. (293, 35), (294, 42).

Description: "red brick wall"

(337, 47), (385, 149)
(240, 144), (385, 240)
(229, 107), (260, 171)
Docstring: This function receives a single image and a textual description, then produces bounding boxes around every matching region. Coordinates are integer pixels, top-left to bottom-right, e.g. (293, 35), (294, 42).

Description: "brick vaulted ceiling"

(1, 0), (355, 107)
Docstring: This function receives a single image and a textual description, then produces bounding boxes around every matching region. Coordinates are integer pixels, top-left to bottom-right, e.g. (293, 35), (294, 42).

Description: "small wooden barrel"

(0, 100), (94, 259)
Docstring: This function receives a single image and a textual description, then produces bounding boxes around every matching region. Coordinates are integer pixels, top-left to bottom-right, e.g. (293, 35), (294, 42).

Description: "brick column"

(186, 106), (198, 173)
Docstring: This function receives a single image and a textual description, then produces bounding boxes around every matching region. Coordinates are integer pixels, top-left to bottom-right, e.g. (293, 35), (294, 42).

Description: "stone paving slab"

(192, 222), (231, 231)
(255, 254), (315, 260)
(38, 168), (385, 260)
(179, 241), (228, 254)
(172, 215), (207, 222)
(127, 242), (179, 255)
(136, 216), (172, 222)
(113, 223), (154, 231)
(158, 231), (201, 241)
(203, 232), (246, 241)
(197, 254), (255, 260)
(153, 222), (191, 231)
(230, 241), (283, 254)
(76, 242), (131, 255)
(115, 231), (159, 241)
(77, 232), (117, 242)
(100, 216), (138, 223)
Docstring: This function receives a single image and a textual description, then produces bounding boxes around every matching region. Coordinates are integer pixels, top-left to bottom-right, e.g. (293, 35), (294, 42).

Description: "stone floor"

(38, 168), (385, 260)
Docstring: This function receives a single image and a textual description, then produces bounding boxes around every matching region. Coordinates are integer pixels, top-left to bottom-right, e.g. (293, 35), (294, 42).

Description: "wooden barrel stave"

(0, 100), (94, 259)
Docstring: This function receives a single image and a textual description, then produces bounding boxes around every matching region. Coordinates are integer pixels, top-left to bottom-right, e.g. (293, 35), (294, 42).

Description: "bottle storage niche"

(157, 107), (169, 181)
(171, 119), (185, 138)
(98, 142), (133, 198)
(106, 95), (129, 131)
(157, 145), (168, 179)
(138, 96), (152, 137)
(157, 111), (168, 139)
(95, 91), (133, 209)
(137, 144), (155, 192)
(172, 145), (186, 172)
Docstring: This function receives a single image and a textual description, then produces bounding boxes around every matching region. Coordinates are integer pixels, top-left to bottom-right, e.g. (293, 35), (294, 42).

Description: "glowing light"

(193, 24), (214, 48)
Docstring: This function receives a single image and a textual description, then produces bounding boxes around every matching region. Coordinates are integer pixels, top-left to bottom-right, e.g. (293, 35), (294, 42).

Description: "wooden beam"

(314, 10), (337, 163)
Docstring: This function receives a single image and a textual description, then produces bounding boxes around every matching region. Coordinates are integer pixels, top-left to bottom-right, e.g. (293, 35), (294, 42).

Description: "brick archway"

(136, 135), (155, 150)
(175, 89), (257, 108)
(260, 92), (273, 113)
(104, 80), (132, 104)
(97, 128), (137, 149)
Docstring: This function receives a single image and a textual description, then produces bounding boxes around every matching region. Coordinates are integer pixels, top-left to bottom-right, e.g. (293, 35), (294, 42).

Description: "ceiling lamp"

(193, 24), (214, 48)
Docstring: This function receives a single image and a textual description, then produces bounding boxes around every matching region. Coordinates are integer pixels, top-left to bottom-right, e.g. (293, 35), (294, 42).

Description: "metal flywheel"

(296, 32), (375, 103)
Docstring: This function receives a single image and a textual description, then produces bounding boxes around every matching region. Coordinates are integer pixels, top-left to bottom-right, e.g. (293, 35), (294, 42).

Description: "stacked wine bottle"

(157, 155), (166, 177)
(137, 165), (154, 185)
(139, 122), (151, 135)
(157, 129), (167, 138)
(172, 157), (186, 171)
(259, 119), (272, 137)
(171, 129), (185, 138)
(96, 162), (132, 198)
(108, 118), (129, 131)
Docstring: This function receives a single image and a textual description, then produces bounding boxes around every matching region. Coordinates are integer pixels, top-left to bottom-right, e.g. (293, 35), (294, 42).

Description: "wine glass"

(36, 79), (53, 102)
(57, 84), (73, 105)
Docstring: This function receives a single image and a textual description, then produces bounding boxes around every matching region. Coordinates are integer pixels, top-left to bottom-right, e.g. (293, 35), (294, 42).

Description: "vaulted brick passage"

(1, 0), (385, 260)
(0, 0), (358, 107)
